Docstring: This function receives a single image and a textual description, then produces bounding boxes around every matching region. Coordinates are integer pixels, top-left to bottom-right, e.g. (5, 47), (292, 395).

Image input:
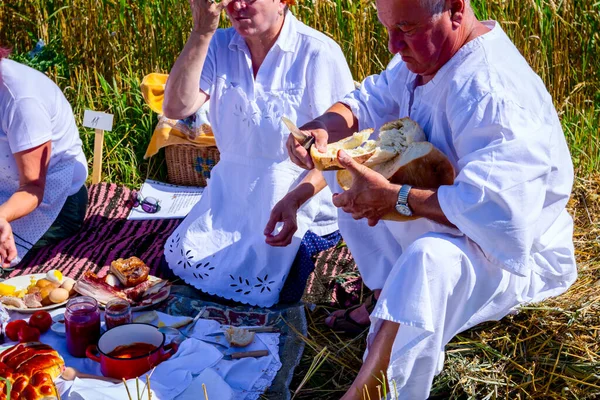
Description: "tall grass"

(1, 0), (598, 184)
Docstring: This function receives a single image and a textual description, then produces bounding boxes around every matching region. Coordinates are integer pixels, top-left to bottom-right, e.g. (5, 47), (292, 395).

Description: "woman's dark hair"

(0, 47), (11, 60)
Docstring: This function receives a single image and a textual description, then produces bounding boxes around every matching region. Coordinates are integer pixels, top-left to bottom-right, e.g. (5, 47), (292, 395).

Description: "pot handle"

(160, 342), (179, 362)
(86, 345), (101, 363)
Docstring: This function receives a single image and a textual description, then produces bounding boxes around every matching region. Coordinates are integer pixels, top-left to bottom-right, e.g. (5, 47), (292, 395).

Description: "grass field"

(2, 0), (600, 398)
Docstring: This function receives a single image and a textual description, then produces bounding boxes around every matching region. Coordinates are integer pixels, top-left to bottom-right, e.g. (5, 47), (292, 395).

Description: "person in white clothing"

(161, 0), (354, 307)
(0, 49), (88, 270)
(286, 0), (577, 398)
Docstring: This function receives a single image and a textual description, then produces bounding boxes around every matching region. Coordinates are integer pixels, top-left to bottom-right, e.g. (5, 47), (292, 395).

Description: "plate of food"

(0, 270), (77, 313)
(74, 256), (171, 311)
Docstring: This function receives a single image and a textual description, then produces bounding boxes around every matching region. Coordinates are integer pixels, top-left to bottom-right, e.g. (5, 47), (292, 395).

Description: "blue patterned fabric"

(279, 230), (342, 303)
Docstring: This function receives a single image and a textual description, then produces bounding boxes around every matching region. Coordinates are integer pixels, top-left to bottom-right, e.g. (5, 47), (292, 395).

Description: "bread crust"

(337, 140), (455, 221)
(0, 342), (62, 400)
(110, 256), (150, 288)
(310, 129), (375, 171)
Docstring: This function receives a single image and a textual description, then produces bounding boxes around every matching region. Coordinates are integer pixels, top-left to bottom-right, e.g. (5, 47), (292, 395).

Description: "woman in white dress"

(0, 48), (88, 270)
(161, 0), (355, 306)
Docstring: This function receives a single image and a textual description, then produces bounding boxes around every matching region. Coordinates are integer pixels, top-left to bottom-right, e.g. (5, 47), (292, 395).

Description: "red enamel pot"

(86, 323), (177, 379)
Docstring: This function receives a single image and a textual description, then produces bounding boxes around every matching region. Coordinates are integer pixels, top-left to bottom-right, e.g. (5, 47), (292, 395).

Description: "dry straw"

(291, 175), (600, 399)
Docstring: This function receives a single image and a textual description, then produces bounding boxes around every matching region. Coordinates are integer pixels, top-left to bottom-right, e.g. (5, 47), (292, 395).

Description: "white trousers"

(356, 230), (575, 399)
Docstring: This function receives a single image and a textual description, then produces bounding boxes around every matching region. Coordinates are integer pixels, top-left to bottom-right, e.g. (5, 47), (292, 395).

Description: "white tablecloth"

(3, 308), (281, 400)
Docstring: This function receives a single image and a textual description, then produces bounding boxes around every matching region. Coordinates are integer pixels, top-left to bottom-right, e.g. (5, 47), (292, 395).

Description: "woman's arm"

(162, 0), (230, 119)
(264, 169), (327, 247)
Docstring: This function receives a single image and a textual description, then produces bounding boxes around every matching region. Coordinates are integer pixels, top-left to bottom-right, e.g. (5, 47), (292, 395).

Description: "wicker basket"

(165, 144), (220, 187)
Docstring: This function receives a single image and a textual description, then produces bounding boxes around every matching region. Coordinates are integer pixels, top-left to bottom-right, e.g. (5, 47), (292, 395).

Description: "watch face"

(395, 204), (412, 216)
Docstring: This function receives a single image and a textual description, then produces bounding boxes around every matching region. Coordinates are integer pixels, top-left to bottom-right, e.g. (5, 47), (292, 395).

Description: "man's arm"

(0, 141), (51, 222)
(0, 141), (51, 267)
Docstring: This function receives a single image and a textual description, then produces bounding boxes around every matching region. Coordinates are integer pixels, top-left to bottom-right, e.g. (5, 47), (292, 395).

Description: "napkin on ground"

(192, 323), (282, 400)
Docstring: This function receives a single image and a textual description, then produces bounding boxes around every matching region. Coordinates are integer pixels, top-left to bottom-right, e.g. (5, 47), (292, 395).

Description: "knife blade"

(281, 116), (315, 150)
(222, 350), (270, 360)
(181, 306), (207, 336)
(205, 326), (278, 337)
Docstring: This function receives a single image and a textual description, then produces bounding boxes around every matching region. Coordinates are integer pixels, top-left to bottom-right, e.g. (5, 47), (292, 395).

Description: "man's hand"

(286, 120), (329, 170)
(264, 196), (300, 247)
(0, 218), (17, 268)
(332, 150), (399, 226)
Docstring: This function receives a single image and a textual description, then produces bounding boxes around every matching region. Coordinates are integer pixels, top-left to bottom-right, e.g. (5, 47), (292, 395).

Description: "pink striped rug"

(10, 183), (181, 279)
(10, 182), (363, 307)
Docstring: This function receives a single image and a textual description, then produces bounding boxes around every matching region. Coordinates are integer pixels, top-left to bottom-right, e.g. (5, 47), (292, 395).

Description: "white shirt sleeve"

(305, 43), (355, 119)
(5, 97), (53, 153)
(437, 93), (559, 276)
(340, 56), (403, 131)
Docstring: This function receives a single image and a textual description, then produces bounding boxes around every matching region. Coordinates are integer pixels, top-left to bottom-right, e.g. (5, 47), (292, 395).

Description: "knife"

(222, 350), (270, 360)
(281, 116), (315, 151)
(205, 326), (278, 337)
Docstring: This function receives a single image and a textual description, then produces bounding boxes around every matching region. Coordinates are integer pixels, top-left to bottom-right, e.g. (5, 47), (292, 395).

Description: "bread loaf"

(0, 343), (63, 400)
(336, 119), (455, 221)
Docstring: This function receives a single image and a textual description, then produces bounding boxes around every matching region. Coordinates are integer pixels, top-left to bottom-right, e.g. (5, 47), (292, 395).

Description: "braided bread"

(0, 342), (63, 400)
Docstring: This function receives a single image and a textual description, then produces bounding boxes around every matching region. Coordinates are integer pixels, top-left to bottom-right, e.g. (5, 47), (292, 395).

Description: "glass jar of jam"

(64, 296), (100, 357)
(104, 299), (132, 330)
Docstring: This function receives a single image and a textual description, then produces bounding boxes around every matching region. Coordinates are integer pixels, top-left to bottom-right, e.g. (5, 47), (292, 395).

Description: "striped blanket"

(10, 182), (363, 307)
(9, 183), (180, 279)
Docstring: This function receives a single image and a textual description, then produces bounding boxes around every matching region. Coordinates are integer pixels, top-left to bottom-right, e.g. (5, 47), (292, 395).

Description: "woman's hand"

(0, 218), (17, 268)
(264, 195), (300, 247)
(190, 0), (231, 36)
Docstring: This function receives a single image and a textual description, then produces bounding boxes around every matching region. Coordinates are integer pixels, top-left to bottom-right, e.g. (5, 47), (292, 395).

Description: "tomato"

(5, 320), (28, 341)
(28, 311), (52, 333)
(17, 325), (40, 343)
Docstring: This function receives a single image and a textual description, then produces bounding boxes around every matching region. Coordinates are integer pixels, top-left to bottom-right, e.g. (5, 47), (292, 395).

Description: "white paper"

(127, 179), (203, 220)
(83, 110), (114, 131)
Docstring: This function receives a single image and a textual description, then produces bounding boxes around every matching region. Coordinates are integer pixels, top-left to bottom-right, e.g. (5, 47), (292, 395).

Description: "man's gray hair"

(420, 0), (470, 15)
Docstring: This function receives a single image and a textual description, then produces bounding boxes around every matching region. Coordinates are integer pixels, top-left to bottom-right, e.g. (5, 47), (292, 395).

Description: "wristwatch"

(395, 185), (413, 217)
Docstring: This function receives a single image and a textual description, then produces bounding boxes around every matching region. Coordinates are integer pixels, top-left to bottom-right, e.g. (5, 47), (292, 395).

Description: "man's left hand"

(332, 150), (399, 226)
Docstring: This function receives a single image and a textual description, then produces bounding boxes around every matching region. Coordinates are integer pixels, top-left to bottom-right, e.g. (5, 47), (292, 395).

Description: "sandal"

(326, 291), (378, 335)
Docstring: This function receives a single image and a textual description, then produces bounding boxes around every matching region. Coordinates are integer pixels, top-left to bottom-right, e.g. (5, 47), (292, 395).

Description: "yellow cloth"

(141, 73), (216, 159)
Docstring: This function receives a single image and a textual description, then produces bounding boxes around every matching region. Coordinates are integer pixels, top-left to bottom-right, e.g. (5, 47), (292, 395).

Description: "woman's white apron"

(165, 83), (336, 307)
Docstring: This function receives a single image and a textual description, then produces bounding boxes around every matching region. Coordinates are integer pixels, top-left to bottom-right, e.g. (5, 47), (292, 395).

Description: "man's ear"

(449, 0), (466, 27)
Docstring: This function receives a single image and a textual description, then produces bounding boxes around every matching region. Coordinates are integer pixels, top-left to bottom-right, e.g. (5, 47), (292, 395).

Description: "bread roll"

(310, 129), (375, 170)
(224, 327), (255, 347)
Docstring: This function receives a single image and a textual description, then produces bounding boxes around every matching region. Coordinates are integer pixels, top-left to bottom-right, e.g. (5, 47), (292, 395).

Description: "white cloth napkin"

(177, 368), (234, 400)
(68, 377), (158, 400)
(189, 320), (282, 399)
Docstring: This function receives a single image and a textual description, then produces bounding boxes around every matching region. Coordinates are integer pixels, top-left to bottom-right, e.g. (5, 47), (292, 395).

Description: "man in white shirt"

(0, 53), (88, 269)
(287, 0), (577, 398)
